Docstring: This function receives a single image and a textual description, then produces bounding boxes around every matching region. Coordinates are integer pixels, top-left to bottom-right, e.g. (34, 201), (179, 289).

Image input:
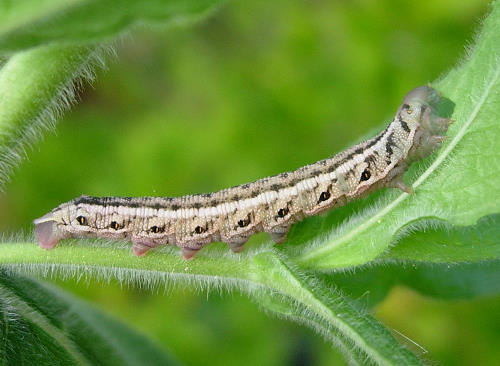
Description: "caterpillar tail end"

(33, 218), (61, 249)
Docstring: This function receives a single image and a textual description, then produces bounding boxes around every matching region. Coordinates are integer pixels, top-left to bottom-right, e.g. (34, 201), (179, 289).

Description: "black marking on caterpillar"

(34, 86), (452, 259)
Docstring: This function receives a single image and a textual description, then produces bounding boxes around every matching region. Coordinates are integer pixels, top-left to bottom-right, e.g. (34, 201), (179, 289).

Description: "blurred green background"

(1, 0), (499, 365)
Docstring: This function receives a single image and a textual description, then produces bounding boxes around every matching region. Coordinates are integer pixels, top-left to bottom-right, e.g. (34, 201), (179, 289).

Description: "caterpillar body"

(34, 86), (452, 259)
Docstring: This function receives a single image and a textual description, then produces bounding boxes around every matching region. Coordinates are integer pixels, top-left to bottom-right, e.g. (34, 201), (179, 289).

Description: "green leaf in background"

(399, 260), (500, 299)
(0, 0), (226, 191)
(329, 259), (500, 307)
(293, 1), (500, 270)
(0, 270), (179, 366)
(382, 213), (500, 262)
(0, 0), (222, 53)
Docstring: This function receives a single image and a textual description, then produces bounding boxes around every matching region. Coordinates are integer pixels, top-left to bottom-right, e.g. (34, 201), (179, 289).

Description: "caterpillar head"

(399, 86), (451, 134)
(400, 86), (453, 159)
(402, 85), (440, 106)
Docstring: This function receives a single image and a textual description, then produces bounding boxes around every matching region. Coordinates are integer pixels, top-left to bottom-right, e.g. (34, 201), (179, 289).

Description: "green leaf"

(252, 253), (422, 365)
(293, 1), (500, 270)
(0, 0), (222, 53)
(0, 270), (180, 365)
(381, 213), (500, 263)
(398, 260), (500, 299)
(0, 0), (223, 192)
(329, 259), (500, 305)
(0, 45), (102, 191)
(0, 241), (423, 366)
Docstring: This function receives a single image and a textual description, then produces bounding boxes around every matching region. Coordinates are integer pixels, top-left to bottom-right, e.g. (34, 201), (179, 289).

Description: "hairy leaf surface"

(0, 270), (179, 366)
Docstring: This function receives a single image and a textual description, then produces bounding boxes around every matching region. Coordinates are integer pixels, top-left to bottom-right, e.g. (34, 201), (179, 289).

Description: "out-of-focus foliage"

(0, 0), (221, 52)
(0, 1), (499, 365)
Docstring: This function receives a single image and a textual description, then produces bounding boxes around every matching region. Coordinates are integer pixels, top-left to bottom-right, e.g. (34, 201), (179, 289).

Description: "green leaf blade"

(0, 45), (101, 191)
(294, 1), (500, 270)
(329, 260), (500, 304)
(0, 0), (223, 53)
(381, 214), (500, 263)
(0, 270), (180, 366)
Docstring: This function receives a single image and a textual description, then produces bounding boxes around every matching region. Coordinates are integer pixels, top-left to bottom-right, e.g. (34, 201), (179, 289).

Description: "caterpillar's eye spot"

(150, 225), (165, 234)
(238, 218), (250, 228)
(318, 191), (331, 202)
(150, 226), (159, 233)
(194, 225), (205, 234)
(110, 221), (120, 230)
(360, 169), (371, 182)
(277, 208), (289, 218)
(76, 216), (87, 226)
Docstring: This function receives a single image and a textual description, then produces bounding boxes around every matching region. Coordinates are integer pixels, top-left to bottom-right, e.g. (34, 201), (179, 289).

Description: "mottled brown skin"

(34, 86), (452, 259)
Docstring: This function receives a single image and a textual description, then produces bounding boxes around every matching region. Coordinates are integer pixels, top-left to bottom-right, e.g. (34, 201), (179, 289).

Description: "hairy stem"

(0, 240), (421, 365)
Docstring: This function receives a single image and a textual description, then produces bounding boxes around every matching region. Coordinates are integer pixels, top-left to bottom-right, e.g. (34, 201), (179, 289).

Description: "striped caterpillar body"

(34, 86), (452, 259)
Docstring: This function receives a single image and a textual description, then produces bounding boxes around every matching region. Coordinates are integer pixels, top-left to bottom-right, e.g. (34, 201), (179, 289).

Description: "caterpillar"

(34, 86), (452, 259)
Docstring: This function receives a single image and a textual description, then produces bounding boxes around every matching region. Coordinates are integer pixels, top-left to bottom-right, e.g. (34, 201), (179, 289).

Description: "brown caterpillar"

(34, 86), (452, 259)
